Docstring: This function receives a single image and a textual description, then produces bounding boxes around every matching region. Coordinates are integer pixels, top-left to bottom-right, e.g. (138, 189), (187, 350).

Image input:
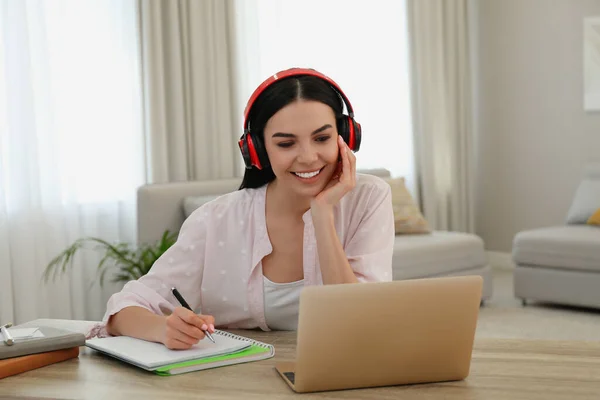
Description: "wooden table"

(1, 330), (599, 400)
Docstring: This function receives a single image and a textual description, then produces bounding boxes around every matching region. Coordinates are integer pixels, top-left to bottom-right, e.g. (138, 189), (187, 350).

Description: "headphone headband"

(243, 68), (354, 131)
(239, 67), (362, 170)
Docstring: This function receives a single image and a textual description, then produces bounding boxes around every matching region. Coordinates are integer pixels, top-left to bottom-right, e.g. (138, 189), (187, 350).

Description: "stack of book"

(0, 325), (86, 379)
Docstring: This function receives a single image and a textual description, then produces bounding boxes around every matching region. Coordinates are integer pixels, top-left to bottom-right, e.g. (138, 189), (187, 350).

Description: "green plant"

(43, 230), (177, 288)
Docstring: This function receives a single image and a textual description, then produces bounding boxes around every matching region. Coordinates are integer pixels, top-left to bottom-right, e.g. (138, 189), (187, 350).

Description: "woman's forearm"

(106, 306), (167, 343)
(312, 208), (358, 284)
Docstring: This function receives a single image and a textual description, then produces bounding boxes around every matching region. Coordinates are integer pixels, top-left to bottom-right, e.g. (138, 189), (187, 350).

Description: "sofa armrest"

(137, 178), (241, 245)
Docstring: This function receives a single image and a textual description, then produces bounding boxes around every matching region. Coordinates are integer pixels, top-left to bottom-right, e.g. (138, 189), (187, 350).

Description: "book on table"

(85, 330), (274, 375)
(0, 326), (86, 379)
(0, 347), (80, 379)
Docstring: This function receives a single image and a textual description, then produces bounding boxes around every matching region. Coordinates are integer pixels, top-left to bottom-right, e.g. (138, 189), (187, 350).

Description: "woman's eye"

(316, 136), (330, 142)
(277, 142), (294, 148)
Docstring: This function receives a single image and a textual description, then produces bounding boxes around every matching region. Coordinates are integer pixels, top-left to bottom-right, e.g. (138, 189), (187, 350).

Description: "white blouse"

(96, 173), (394, 337)
(263, 276), (304, 330)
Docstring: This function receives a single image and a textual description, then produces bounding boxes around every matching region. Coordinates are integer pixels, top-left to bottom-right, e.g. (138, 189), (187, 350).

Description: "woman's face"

(263, 100), (340, 199)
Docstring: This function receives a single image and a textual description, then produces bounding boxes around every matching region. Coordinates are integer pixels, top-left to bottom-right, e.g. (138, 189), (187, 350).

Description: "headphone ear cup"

(337, 117), (351, 146)
(350, 119), (362, 152)
(240, 133), (264, 170)
(250, 133), (270, 169)
(337, 116), (361, 152)
(238, 135), (252, 169)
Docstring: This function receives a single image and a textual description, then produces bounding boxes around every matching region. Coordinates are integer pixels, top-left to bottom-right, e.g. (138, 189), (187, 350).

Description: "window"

(0, 0), (144, 207)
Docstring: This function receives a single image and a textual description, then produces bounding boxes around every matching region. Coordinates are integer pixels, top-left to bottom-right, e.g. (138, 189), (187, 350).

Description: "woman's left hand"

(311, 135), (356, 214)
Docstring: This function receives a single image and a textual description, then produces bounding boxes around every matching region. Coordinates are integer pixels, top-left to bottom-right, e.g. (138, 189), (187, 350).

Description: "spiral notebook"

(86, 330), (274, 376)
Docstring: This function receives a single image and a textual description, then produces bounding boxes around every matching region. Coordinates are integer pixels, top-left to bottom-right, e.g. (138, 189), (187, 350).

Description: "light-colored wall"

(473, 0), (600, 252)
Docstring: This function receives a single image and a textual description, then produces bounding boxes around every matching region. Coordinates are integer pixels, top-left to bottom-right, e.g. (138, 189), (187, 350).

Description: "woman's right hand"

(162, 307), (216, 350)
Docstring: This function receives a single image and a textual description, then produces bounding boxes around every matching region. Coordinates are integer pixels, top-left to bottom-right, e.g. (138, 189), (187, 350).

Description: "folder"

(0, 326), (86, 360)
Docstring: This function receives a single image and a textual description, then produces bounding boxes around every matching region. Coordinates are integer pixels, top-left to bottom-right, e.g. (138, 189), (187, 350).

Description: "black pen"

(171, 287), (216, 343)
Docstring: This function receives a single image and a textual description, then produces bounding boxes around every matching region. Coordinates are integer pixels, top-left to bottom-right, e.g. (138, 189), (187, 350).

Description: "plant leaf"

(42, 230), (178, 289)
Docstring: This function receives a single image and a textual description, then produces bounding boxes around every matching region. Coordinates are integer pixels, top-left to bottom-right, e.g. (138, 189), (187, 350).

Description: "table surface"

(1, 330), (600, 400)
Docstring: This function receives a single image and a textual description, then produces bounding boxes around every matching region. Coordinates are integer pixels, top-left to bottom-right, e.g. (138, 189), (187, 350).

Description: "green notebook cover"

(154, 344), (272, 376)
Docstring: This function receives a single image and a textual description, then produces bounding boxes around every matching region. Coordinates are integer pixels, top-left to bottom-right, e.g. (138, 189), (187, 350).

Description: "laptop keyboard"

(283, 372), (296, 384)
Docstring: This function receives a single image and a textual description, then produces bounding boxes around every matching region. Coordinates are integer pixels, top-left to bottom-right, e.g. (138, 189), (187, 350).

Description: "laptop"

(275, 275), (483, 393)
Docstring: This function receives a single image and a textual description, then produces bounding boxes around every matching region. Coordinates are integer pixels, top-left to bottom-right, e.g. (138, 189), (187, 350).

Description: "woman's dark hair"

(239, 76), (344, 189)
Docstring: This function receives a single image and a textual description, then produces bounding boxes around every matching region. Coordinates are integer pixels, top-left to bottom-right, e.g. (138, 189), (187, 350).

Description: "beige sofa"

(137, 171), (493, 300)
(512, 164), (600, 308)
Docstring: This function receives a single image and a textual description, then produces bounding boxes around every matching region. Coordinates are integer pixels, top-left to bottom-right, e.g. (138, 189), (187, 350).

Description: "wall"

(474, 0), (600, 252)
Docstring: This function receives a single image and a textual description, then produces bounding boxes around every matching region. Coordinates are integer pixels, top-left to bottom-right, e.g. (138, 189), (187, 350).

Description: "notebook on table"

(86, 330), (274, 375)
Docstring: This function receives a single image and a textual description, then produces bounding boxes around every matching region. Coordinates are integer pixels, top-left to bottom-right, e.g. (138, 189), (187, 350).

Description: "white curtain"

(138, 0), (241, 183)
(0, 0), (144, 324)
(407, 0), (475, 232)
(231, 0), (416, 193)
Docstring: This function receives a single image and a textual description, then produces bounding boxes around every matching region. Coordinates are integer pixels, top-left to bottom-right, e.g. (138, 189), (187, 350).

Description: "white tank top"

(263, 276), (304, 331)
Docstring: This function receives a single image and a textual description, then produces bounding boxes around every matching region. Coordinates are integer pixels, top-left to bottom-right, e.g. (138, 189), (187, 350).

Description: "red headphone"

(238, 68), (362, 170)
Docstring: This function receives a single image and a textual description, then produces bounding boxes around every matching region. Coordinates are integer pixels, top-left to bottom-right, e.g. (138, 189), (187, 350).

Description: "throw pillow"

(566, 178), (600, 224)
(183, 195), (219, 218)
(384, 177), (430, 234)
(587, 208), (600, 225)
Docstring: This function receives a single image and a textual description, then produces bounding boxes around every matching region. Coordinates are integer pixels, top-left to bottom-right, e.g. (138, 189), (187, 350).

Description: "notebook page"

(86, 332), (251, 369)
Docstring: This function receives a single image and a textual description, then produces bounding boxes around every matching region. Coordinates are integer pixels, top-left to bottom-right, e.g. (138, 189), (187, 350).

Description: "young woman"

(97, 68), (395, 349)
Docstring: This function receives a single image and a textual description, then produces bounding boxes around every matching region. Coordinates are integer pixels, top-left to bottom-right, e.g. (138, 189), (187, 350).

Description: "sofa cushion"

(588, 208), (600, 225)
(392, 231), (486, 280)
(512, 226), (600, 272)
(566, 179), (600, 224)
(384, 177), (430, 235)
(566, 163), (600, 224)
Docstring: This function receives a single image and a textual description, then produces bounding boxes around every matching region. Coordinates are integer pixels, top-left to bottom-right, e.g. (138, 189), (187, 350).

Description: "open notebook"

(86, 330), (274, 376)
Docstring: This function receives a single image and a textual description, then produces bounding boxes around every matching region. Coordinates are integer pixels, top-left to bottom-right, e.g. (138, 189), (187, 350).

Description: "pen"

(1, 322), (14, 346)
(171, 287), (216, 343)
